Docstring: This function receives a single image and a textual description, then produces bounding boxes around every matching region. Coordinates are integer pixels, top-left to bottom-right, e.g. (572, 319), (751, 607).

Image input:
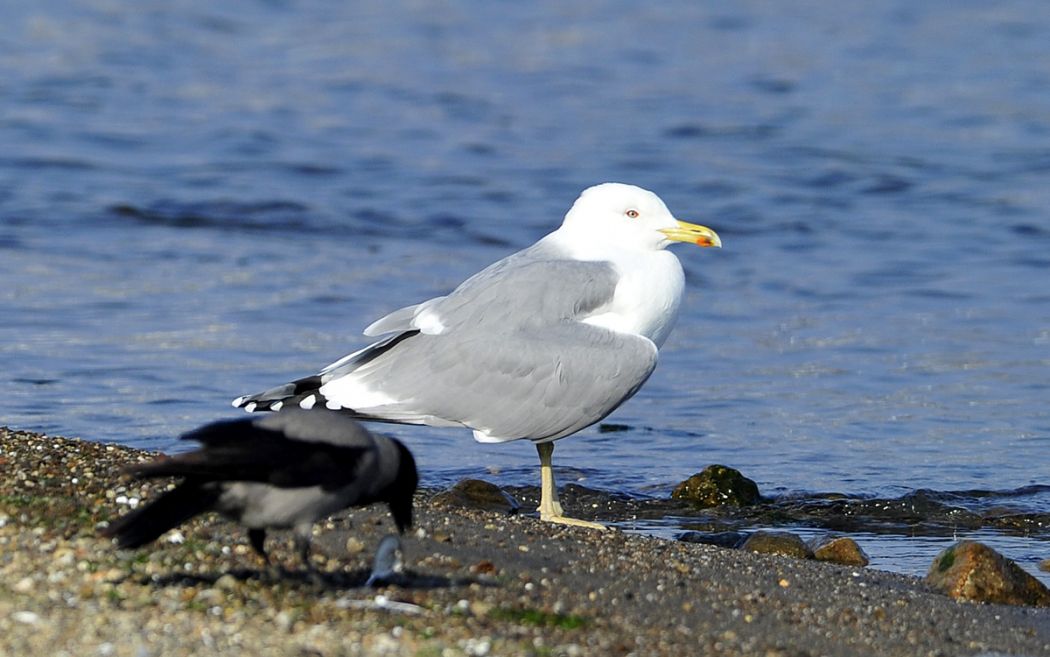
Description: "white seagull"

(233, 183), (721, 530)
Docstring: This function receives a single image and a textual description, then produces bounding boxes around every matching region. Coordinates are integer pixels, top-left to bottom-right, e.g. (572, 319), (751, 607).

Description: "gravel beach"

(2, 426), (1048, 657)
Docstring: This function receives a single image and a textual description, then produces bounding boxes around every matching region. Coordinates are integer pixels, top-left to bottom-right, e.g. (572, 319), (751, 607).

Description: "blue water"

(2, 1), (1048, 581)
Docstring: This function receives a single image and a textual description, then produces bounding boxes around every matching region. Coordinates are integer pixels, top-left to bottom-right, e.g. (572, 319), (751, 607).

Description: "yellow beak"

(660, 220), (722, 248)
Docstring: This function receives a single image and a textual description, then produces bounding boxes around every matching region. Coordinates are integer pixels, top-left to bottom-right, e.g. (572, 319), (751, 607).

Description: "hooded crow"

(101, 408), (418, 566)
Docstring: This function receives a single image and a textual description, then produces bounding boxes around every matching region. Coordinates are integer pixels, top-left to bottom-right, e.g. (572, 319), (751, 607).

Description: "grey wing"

(334, 323), (659, 441)
(359, 240), (575, 337)
(425, 246), (616, 331)
(363, 297), (446, 337)
(320, 250), (620, 384)
(356, 243), (549, 339)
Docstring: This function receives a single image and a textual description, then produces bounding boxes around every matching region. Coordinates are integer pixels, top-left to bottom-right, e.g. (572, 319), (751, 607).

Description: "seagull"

(102, 408), (418, 565)
(233, 183), (720, 530)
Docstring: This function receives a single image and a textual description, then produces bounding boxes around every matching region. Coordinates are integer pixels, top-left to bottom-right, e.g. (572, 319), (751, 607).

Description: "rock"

(345, 536), (366, 555)
(215, 574), (240, 591)
(677, 531), (749, 549)
(741, 531), (812, 559)
(1039, 558), (1050, 573)
(671, 465), (760, 507)
(11, 611), (40, 625)
(807, 535), (870, 567)
(925, 540), (1050, 607)
(13, 576), (35, 593)
(430, 479), (520, 514)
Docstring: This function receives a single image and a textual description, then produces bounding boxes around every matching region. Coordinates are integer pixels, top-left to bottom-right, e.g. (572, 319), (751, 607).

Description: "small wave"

(534, 483), (1050, 541)
(3, 156), (96, 171)
(108, 199), (313, 233)
(104, 199), (513, 248)
(709, 487), (1049, 538)
(663, 123), (780, 141)
(1011, 223), (1050, 238)
(861, 174), (913, 195)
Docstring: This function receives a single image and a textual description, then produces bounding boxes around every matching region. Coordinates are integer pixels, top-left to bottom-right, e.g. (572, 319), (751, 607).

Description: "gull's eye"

(625, 209), (640, 219)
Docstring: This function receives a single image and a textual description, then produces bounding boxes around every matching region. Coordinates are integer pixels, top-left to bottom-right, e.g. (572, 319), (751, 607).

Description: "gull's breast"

(581, 250), (684, 347)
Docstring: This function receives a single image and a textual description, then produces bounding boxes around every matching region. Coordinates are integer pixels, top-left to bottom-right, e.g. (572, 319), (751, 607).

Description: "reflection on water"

(1, 1), (1047, 579)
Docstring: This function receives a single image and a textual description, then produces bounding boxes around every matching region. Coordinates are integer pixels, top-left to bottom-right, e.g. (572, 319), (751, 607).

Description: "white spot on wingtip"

(271, 401), (284, 411)
(232, 396), (246, 408)
(415, 309), (446, 335)
(325, 400), (342, 410)
(299, 395), (316, 410)
(244, 402), (257, 413)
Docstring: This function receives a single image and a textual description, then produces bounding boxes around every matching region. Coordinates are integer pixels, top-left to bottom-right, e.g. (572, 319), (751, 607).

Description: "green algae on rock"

(926, 540), (1050, 607)
(671, 465), (760, 508)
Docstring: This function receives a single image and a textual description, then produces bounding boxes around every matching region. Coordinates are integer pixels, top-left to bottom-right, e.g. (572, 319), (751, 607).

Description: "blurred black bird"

(101, 408), (418, 566)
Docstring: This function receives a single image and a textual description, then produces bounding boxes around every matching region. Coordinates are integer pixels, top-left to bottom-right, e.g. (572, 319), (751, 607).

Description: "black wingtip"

(232, 375), (326, 412)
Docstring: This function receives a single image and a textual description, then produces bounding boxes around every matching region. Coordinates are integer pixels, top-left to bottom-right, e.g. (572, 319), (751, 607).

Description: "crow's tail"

(100, 483), (220, 549)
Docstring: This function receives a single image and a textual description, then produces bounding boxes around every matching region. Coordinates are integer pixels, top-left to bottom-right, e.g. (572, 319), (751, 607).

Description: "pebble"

(463, 637), (492, 656)
(11, 611), (41, 625)
(345, 536), (366, 555)
(809, 535), (871, 567)
(215, 574), (239, 591)
(53, 548), (76, 567)
(14, 576), (35, 593)
(274, 611), (294, 633)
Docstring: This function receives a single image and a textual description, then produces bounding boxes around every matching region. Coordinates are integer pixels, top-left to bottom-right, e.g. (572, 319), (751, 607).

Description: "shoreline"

(2, 426), (1049, 657)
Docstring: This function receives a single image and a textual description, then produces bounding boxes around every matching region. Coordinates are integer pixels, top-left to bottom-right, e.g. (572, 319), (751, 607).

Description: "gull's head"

(560, 182), (721, 252)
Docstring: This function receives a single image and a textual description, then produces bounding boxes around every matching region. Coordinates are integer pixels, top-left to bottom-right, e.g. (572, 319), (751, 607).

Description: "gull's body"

(234, 183), (720, 529)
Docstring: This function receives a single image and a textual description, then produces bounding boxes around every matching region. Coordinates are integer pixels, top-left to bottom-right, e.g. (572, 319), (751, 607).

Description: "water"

(2, 1), (1048, 582)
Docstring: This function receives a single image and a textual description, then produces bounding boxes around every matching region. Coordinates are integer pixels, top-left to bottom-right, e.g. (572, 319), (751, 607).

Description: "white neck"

(545, 229), (685, 347)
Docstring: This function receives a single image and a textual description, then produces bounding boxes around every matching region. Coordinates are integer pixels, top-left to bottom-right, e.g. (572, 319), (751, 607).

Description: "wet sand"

(1, 426), (1048, 657)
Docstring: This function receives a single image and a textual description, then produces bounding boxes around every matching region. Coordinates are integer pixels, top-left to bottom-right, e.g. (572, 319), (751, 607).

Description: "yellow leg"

(535, 442), (607, 531)
(536, 441), (564, 518)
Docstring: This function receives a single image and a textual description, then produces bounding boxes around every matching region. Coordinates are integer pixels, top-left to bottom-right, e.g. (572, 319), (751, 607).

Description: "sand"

(1, 426), (1048, 657)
